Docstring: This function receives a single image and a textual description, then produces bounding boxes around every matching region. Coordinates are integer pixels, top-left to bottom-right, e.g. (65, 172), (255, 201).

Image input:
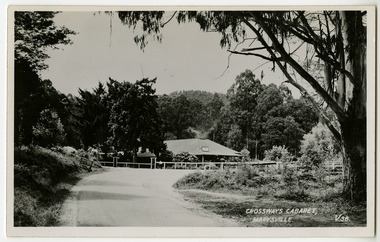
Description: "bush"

(264, 145), (293, 162)
(172, 152), (199, 163)
(299, 123), (341, 167)
(173, 171), (204, 189)
(173, 160), (343, 202)
(173, 165), (279, 195)
(32, 109), (66, 147)
(159, 150), (174, 162)
(14, 146), (86, 226)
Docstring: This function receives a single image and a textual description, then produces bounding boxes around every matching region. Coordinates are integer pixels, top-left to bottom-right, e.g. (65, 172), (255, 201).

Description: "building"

(164, 138), (241, 163)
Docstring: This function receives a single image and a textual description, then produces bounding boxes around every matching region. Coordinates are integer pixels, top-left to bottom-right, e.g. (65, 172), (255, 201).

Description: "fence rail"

(281, 161), (343, 177)
(323, 162), (343, 176)
(99, 159), (278, 170)
(98, 159), (343, 177)
(155, 161), (277, 170)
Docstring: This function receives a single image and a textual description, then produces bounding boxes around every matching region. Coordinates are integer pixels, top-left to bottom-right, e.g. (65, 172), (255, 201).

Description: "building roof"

(164, 138), (241, 157)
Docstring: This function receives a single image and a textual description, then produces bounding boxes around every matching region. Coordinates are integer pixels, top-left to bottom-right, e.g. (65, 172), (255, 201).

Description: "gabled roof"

(164, 138), (241, 157)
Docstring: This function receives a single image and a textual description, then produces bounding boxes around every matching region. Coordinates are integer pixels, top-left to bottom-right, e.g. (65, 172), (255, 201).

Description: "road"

(60, 168), (238, 227)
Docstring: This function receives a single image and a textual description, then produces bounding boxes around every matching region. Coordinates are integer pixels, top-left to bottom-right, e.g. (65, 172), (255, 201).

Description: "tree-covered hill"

(168, 90), (227, 105)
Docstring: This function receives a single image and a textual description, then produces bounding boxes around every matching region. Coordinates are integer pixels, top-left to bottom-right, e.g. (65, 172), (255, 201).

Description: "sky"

(40, 11), (292, 96)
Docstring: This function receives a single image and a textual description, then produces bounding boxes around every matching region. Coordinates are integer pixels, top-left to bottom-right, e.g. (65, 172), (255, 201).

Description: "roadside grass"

(173, 166), (366, 227)
(14, 146), (103, 226)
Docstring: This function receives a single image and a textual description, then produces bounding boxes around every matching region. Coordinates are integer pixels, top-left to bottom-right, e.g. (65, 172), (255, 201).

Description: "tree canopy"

(107, 78), (165, 161)
(14, 12), (75, 146)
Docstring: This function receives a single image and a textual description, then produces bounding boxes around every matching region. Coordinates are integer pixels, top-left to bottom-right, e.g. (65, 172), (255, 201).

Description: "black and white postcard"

(6, 5), (376, 238)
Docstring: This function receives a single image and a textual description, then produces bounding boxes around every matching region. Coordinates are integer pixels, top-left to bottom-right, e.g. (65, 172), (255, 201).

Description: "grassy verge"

(14, 146), (103, 226)
(173, 166), (366, 227)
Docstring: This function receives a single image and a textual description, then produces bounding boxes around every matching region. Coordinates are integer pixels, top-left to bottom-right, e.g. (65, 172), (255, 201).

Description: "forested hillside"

(168, 90), (227, 105)
(158, 70), (318, 159)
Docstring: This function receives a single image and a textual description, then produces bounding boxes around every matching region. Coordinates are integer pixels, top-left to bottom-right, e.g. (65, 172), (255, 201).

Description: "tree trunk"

(340, 114), (366, 202)
(339, 11), (367, 202)
(132, 147), (137, 163)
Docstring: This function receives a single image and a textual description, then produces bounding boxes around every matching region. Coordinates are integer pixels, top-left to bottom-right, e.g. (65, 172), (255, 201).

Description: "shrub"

(173, 164), (279, 195)
(172, 152), (199, 163)
(240, 148), (250, 162)
(158, 150), (174, 162)
(173, 171), (205, 189)
(14, 146), (86, 226)
(299, 123), (341, 167)
(275, 189), (310, 202)
(173, 160), (342, 202)
(264, 145), (293, 163)
(32, 109), (66, 147)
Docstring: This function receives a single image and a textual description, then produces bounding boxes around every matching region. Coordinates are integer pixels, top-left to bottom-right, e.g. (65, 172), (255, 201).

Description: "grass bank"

(14, 146), (103, 226)
(173, 165), (366, 227)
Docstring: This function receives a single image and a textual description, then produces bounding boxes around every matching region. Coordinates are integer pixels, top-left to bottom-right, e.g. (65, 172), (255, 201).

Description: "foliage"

(255, 84), (284, 119)
(207, 103), (234, 146)
(278, 98), (319, 134)
(173, 165), (278, 196)
(263, 145), (293, 163)
(169, 90), (227, 106)
(240, 148), (250, 162)
(172, 152), (199, 163)
(107, 78), (166, 159)
(174, 160), (344, 203)
(159, 95), (199, 138)
(261, 116), (305, 154)
(158, 149), (174, 162)
(60, 94), (83, 148)
(14, 146), (85, 226)
(32, 109), (66, 147)
(275, 163), (310, 201)
(78, 82), (110, 149)
(14, 11), (75, 71)
(14, 12), (75, 147)
(300, 123), (342, 167)
(226, 124), (245, 152)
(208, 73), (317, 159)
(227, 70), (264, 140)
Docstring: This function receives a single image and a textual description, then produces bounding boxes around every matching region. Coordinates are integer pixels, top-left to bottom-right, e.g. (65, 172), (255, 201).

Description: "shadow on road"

(78, 190), (148, 201)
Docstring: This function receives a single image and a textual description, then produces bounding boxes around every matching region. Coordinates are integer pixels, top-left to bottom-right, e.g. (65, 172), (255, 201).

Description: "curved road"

(60, 168), (238, 227)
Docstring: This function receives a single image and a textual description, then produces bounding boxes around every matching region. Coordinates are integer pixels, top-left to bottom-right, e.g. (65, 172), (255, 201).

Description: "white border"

(3, 3), (377, 239)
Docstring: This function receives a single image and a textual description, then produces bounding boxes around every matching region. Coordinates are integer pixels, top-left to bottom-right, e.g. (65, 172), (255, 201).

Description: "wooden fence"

(73, 155), (102, 171)
(99, 159), (278, 170)
(323, 162), (343, 176)
(155, 161), (277, 170)
(279, 161), (343, 177)
(98, 158), (343, 178)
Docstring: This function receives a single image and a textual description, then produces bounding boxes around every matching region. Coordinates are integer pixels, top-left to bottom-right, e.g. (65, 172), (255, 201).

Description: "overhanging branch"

(235, 13), (343, 143)
(241, 46), (272, 52)
(161, 11), (177, 27)
(247, 12), (348, 122)
(227, 50), (282, 61)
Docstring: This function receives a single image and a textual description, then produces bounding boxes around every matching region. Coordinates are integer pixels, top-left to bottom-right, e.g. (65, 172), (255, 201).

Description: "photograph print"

(7, 6), (375, 237)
